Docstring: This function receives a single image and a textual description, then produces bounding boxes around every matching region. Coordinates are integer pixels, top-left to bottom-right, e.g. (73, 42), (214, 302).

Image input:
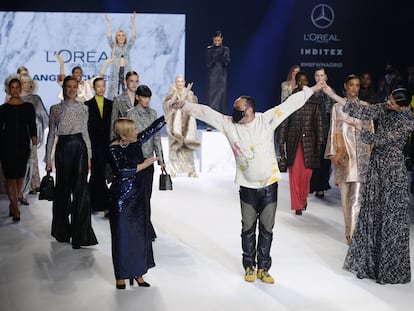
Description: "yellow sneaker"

(257, 269), (274, 284)
(244, 267), (257, 282)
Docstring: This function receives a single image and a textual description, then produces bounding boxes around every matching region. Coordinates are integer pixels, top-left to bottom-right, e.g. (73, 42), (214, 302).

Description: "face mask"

(232, 108), (246, 123)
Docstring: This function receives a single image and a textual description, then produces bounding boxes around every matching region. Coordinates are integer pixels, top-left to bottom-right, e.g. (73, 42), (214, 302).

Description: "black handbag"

(278, 144), (288, 173)
(39, 171), (55, 201)
(159, 168), (173, 191)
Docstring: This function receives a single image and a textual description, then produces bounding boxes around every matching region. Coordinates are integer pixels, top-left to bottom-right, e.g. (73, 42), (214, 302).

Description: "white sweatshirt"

(182, 86), (314, 189)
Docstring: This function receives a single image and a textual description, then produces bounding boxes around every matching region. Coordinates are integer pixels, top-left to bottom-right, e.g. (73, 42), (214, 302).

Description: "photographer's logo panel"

(300, 3), (344, 69)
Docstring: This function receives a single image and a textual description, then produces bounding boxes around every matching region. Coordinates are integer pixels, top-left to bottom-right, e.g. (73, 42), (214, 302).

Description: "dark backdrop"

(1, 0), (413, 112)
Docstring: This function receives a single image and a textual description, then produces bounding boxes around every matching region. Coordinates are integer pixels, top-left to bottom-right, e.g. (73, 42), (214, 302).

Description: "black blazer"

(85, 96), (113, 152)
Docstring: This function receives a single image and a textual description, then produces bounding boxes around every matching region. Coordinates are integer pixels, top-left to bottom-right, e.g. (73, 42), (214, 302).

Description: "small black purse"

(278, 144), (288, 173)
(159, 168), (173, 191)
(39, 171), (55, 201)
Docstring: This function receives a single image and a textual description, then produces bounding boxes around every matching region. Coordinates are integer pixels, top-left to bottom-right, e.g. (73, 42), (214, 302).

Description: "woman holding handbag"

(108, 115), (168, 289)
(45, 76), (98, 249)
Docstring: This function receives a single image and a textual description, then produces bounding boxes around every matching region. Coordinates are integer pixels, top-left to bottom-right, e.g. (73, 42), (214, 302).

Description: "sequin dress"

(108, 116), (165, 279)
(342, 100), (414, 284)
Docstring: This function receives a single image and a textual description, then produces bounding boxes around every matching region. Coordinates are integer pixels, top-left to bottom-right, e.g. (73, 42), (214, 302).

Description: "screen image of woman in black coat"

(204, 30), (230, 119)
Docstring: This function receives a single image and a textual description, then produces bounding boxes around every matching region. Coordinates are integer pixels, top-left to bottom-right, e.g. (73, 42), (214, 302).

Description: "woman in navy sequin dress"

(108, 116), (166, 289)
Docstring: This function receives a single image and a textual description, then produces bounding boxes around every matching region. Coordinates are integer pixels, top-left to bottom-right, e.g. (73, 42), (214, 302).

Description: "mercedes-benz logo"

(311, 4), (335, 29)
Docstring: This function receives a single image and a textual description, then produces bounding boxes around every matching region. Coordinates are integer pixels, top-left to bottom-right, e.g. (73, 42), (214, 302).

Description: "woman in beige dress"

(162, 75), (200, 177)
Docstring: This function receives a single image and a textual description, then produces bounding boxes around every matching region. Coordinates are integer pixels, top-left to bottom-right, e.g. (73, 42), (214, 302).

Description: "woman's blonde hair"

(115, 30), (127, 44)
(113, 118), (136, 137)
(20, 73), (38, 94)
(17, 66), (29, 75)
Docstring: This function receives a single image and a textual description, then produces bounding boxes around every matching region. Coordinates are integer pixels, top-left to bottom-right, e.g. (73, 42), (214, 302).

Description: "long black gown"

(205, 44), (230, 114)
(0, 102), (36, 178)
(108, 116), (166, 280)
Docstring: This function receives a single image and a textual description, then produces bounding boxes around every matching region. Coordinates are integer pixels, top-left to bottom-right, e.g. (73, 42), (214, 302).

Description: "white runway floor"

(1, 136), (414, 310)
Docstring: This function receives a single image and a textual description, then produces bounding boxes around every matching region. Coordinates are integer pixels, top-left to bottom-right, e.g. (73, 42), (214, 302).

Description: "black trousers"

(89, 144), (110, 211)
(142, 163), (157, 240)
(310, 143), (332, 192)
(117, 66), (125, 95)
(52, 134), (97, 247)
(239, 183), (278, 270)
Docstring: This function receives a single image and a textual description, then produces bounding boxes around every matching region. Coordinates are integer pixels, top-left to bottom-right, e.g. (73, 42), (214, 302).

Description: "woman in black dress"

(109, 116), (166, 289)
(0, 78), (37, 221)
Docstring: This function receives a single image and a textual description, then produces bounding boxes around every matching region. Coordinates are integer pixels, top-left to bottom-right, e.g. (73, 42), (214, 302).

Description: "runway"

(1, 134), (414, 311)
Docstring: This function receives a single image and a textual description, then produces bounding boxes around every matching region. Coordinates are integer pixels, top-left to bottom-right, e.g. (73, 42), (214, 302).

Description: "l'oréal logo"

(46, 50), (109, 63)
(304, 33), (340, 44)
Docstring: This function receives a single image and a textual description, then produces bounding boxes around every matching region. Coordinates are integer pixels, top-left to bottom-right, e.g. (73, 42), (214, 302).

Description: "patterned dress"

(342, 100), (414, 284)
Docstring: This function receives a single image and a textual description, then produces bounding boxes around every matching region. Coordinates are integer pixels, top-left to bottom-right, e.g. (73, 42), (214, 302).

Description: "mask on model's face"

(232, 108), (246, 123)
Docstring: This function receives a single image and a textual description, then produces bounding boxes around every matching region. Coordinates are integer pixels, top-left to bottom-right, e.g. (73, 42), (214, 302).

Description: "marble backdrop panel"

(0, 11), (185, 115)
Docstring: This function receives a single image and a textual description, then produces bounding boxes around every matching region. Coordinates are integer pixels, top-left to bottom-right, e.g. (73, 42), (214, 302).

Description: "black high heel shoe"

(18, 197), (30, 205)
(116, 280), (126, 289)
(129, 277), (150, 287)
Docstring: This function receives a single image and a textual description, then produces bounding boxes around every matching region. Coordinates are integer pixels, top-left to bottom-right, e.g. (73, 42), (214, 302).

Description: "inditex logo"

(311, 4), (335, 29)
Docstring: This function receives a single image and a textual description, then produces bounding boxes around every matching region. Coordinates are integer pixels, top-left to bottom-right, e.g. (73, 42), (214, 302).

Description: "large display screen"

(0, 11), (185, 115)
